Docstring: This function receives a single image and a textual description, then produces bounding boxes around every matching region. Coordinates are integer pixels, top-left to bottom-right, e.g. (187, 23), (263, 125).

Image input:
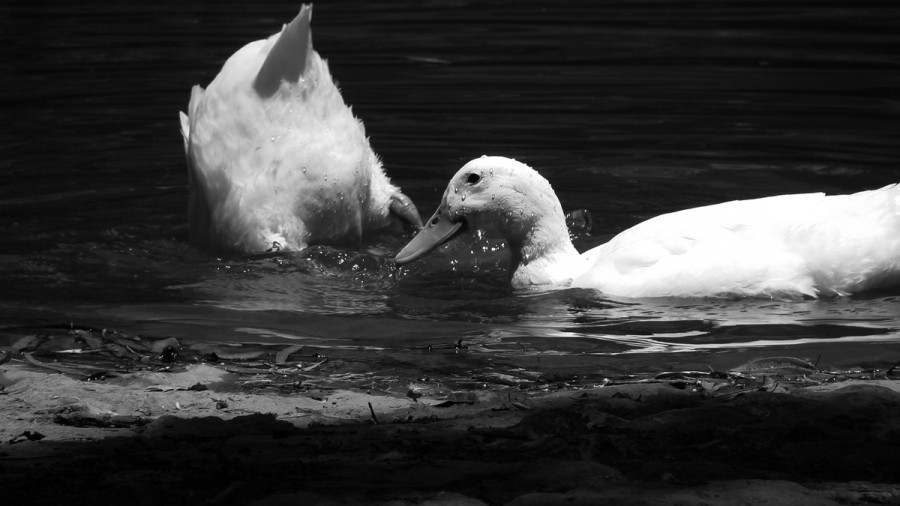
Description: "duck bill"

(394, 208), (463, 264)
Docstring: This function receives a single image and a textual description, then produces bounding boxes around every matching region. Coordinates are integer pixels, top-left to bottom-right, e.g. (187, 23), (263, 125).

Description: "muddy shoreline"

(3, 356), (899, 505)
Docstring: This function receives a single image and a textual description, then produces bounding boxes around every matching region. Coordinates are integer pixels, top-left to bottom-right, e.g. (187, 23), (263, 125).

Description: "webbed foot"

(390, 192), (423, 230)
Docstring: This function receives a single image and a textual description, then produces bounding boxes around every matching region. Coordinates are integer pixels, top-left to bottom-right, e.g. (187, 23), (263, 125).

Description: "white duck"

(395, 156), (900, 298)
(179, 5), (421, 253)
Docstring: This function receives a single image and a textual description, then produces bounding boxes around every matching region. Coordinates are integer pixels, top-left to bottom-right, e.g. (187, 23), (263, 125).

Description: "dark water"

(2, 0), (899, 387)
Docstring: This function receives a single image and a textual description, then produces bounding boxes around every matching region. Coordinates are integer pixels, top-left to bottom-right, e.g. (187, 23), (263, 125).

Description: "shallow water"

(2, 0), (899, 387)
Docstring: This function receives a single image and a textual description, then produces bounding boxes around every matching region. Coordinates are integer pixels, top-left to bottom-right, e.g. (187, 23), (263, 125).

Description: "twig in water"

(368, 402), (380, 424)
(886, 359), (900, 376)
(23, 352), (87, 378)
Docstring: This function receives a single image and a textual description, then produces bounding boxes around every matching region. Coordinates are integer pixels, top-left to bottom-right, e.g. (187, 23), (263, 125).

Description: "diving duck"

(180, 5), (422, 253)
(395, 156), (900, 298)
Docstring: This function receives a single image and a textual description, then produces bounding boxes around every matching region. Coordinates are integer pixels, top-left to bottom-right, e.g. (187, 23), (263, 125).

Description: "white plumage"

(180, 5), (420, 253)
(396, 156), (900, 299)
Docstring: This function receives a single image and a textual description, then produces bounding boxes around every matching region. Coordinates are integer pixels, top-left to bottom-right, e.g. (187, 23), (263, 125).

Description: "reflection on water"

(1, 0), (899, 381)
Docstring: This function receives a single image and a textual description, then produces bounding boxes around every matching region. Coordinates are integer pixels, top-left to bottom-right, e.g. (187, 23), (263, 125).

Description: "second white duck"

(395, 156), (900, 298)
(180, 5), (421, 253)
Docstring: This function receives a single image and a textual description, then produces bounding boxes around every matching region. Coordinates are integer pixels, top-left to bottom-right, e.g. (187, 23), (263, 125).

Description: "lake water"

(2, 0), (899, 389)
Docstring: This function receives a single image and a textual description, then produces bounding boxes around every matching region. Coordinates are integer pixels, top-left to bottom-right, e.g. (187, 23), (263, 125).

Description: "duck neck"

(507, 214), (582, 289)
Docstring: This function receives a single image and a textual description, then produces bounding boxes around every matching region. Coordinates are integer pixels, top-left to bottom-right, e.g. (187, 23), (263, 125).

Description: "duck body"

(396, 156), (900, 299)
(180, 5), (421, 253)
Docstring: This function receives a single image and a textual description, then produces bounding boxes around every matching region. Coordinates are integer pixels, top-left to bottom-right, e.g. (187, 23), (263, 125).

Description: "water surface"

(2, 0), (899, 389)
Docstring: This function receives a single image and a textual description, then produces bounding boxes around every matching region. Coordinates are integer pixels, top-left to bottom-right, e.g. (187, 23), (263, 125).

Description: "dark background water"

(1, 0), (899, 386)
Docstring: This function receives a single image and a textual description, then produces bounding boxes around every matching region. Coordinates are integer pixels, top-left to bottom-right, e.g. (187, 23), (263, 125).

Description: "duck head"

(395, 156), (579, 286)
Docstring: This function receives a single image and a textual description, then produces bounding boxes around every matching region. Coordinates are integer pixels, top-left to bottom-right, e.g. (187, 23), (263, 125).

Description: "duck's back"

(181, 7), (400, 253)
(576, 184), (900, 298)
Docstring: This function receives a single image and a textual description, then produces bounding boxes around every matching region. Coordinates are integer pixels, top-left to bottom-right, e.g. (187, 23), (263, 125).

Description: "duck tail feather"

(180, 85), (204, 154)
(179, 111), (190, 153)
(254, 4), (313, 98)
(188, 84), (204, 118)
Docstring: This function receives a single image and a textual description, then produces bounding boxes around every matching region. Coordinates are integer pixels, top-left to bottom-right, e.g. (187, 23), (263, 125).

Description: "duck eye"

(466, 173), (481, 185)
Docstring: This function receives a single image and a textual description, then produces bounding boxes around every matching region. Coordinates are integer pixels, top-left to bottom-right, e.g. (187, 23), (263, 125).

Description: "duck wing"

(577, 185), (900, 298)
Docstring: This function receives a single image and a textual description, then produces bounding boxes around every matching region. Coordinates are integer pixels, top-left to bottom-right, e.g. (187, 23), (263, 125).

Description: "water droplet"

(454, 186), (459, 194)
(461, 194), (466, 202)
(491, 194), (495, 200)
(323, 175), (328, 182)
